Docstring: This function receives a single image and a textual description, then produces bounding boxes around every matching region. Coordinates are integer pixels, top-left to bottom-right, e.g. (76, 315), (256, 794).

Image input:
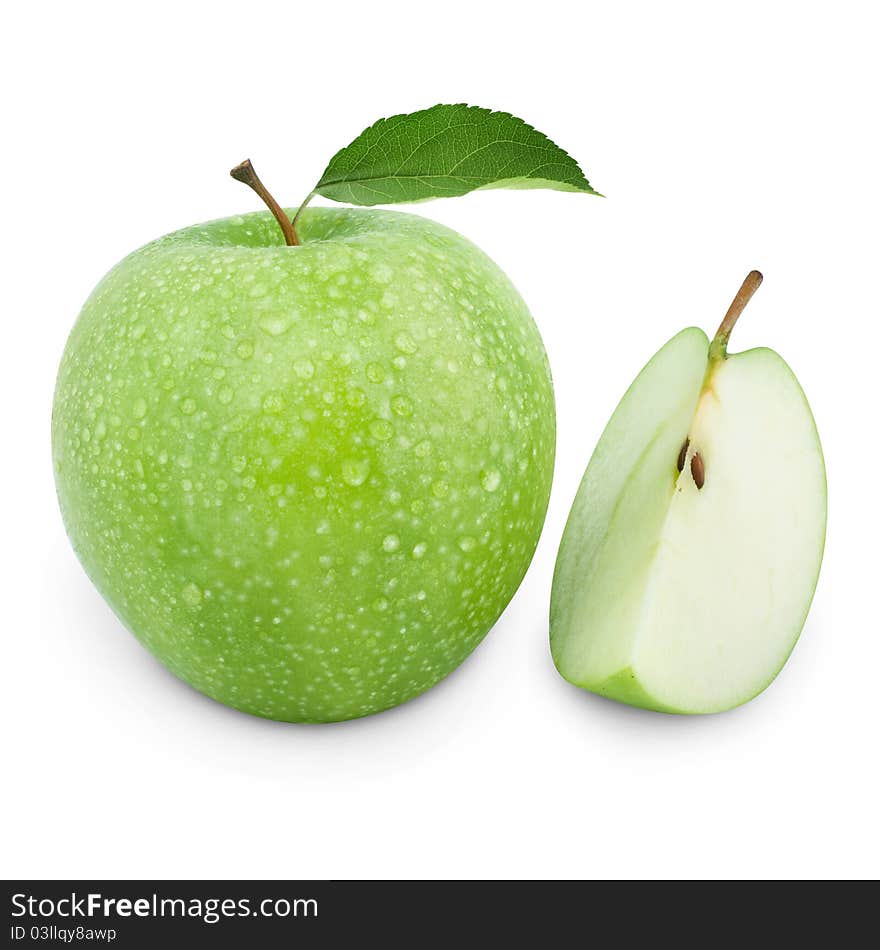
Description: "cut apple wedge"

(551, 272), (827, 714)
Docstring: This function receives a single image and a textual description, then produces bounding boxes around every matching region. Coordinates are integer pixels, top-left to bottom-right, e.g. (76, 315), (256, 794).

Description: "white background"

(2, 0), (877, 880)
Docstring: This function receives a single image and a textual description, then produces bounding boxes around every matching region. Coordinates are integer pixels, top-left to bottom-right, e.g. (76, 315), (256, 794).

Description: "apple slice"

(551, 272), (826, 714)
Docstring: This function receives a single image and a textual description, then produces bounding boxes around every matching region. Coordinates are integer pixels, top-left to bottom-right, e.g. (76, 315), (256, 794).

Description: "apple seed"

(690, 452), (705, 489)
(677, 439), (689, 473)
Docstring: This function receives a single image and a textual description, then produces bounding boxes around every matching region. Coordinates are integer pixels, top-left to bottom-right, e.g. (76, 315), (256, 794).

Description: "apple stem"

(230, 159), (300, 247)
(710, 270), (763, 360)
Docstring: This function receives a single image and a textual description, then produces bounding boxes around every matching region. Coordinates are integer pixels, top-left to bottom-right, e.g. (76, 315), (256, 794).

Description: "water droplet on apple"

(235, 340), (254, 360)
(371, 263), (393, 284)
(347, 387), (366, 408)
(342, 458), (371, 486)
(391, 395), (413, 417)
(293, 358), (315, 380)
(366, 362), (386, 384)
(181, 582), (203, 607)
(259, 313), (292, 336)
(382, 534), (400, 552)
(262, 392), (284, 414)
(370, 419), (393, 441)
(457, 536), (477, 552)
(412, 542), (427, 559)
(372, 596), (389, 612)
(394, 332), (418, 354)
(480, 469), (501, 492)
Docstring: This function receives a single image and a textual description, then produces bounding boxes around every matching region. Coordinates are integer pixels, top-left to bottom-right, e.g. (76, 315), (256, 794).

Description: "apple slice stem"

(230, 159), (300, 247)
(710, 270), (763, 360)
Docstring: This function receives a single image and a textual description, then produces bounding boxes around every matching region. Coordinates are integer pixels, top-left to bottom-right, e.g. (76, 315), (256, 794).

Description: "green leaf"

(313, 104), (599, 206)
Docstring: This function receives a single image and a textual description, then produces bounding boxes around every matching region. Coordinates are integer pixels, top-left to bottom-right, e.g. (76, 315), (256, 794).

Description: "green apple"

(52, 206), (555, 722)
(551, 272), (826, 714)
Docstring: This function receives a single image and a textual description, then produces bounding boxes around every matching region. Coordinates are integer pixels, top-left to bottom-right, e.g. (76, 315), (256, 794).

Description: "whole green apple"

(52, 207), (555, 722)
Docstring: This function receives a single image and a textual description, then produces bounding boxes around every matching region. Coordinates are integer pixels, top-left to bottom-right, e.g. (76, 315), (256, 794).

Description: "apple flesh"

(551, 275), (826, 713)
(52, 208), (555, 722)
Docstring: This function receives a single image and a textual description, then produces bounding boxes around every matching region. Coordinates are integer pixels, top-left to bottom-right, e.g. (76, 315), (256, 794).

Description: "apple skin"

(52, 207), (555, 722)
